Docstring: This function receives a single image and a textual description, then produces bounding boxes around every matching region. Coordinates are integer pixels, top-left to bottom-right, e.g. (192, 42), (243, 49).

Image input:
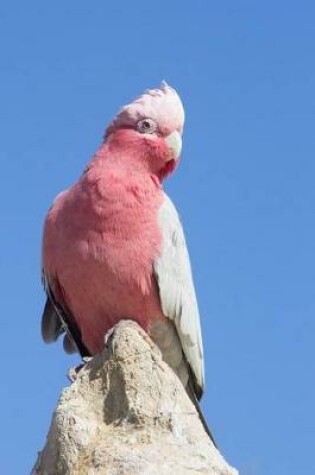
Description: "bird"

(41, 82), (215, 444)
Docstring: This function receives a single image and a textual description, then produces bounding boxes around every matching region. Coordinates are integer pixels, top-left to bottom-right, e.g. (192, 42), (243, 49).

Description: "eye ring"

(137, 118), (157, 134)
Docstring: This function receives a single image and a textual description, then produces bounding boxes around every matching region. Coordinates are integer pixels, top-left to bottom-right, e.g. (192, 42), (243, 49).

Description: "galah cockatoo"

(41, 82), (214, 442)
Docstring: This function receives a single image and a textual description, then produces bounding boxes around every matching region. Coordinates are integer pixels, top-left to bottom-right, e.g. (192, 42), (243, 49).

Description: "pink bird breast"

(43, 82), (185, 355)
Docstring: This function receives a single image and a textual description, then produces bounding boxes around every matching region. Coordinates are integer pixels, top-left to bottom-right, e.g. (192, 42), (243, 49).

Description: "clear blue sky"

(1, 1), (314, 474)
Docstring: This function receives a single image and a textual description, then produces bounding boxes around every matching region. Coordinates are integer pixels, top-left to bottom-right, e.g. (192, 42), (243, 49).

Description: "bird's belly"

(57, 236), (164, 355)
(44, 173), (165, 355)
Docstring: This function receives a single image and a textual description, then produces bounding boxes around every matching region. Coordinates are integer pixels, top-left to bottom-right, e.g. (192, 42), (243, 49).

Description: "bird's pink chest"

(43, 161), (164, 353)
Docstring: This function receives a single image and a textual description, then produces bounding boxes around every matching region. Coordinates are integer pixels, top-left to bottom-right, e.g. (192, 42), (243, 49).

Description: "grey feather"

(154, 194), (205, 398)
(63, 334), (78, 354)
(41, 297), (64, 343)
(41, 271), (80, 355)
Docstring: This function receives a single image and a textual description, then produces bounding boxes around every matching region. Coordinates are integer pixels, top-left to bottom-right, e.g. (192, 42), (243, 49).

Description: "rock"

(32, 320), (238, 475)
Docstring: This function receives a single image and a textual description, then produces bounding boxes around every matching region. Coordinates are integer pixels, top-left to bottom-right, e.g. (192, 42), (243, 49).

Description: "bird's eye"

(137, 118), (157, 134)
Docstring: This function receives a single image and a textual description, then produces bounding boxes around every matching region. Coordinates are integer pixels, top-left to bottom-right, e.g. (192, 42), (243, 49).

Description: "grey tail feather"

(187, 379), (217, 448)
(63, 333), (78, 354)
(41, 298), (64, 343)
(43, 283), (90, 358)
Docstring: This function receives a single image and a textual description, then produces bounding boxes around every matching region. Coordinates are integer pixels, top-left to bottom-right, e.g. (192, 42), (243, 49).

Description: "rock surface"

(32, 320), (238, 475)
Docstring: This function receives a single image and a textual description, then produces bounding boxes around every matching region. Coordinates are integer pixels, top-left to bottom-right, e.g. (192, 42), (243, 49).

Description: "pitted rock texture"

(32, 320), (238, 475)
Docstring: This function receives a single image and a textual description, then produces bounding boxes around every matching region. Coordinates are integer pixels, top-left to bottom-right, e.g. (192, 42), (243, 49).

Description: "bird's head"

(104, 82), (184, 181)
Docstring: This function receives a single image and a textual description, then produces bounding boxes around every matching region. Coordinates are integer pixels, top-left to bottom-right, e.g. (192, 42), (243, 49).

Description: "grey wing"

(41, 272), (86, 356)
(153, 193), (205, 398)
(41, 296), (77, 354)
(41, 296), (64, 343)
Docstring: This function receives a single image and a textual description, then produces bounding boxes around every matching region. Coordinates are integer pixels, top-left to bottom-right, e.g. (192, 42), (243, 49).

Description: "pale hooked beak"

(165, 131), (182, 160)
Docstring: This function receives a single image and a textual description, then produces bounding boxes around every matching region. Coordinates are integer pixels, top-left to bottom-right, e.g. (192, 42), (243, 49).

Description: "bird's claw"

(82, 356), (93, 363)
(67, 363), (85, 382)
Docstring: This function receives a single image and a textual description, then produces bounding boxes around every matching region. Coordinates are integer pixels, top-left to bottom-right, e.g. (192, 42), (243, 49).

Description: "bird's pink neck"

(88, 129), (177, 182)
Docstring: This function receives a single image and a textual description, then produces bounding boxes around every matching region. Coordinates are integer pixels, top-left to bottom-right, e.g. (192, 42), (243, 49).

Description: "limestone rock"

(32, 320), (238, 475)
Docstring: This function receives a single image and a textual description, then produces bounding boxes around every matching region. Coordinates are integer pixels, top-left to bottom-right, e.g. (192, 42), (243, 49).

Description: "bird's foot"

(67, 355), (94, 382)
(82, 356), (93, 363)
(67, 363), (85, 382)
(104, 326), (116, 346)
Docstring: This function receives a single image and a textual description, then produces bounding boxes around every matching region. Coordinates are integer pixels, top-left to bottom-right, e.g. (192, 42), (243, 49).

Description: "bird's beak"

(165, 131), (182, 160)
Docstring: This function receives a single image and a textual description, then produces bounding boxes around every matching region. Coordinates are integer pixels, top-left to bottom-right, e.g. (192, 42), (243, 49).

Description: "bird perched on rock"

(41, 82), (215, 443)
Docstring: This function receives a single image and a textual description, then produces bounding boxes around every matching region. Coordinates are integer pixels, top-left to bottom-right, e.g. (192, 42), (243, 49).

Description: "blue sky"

(1, 1), (315, 473)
